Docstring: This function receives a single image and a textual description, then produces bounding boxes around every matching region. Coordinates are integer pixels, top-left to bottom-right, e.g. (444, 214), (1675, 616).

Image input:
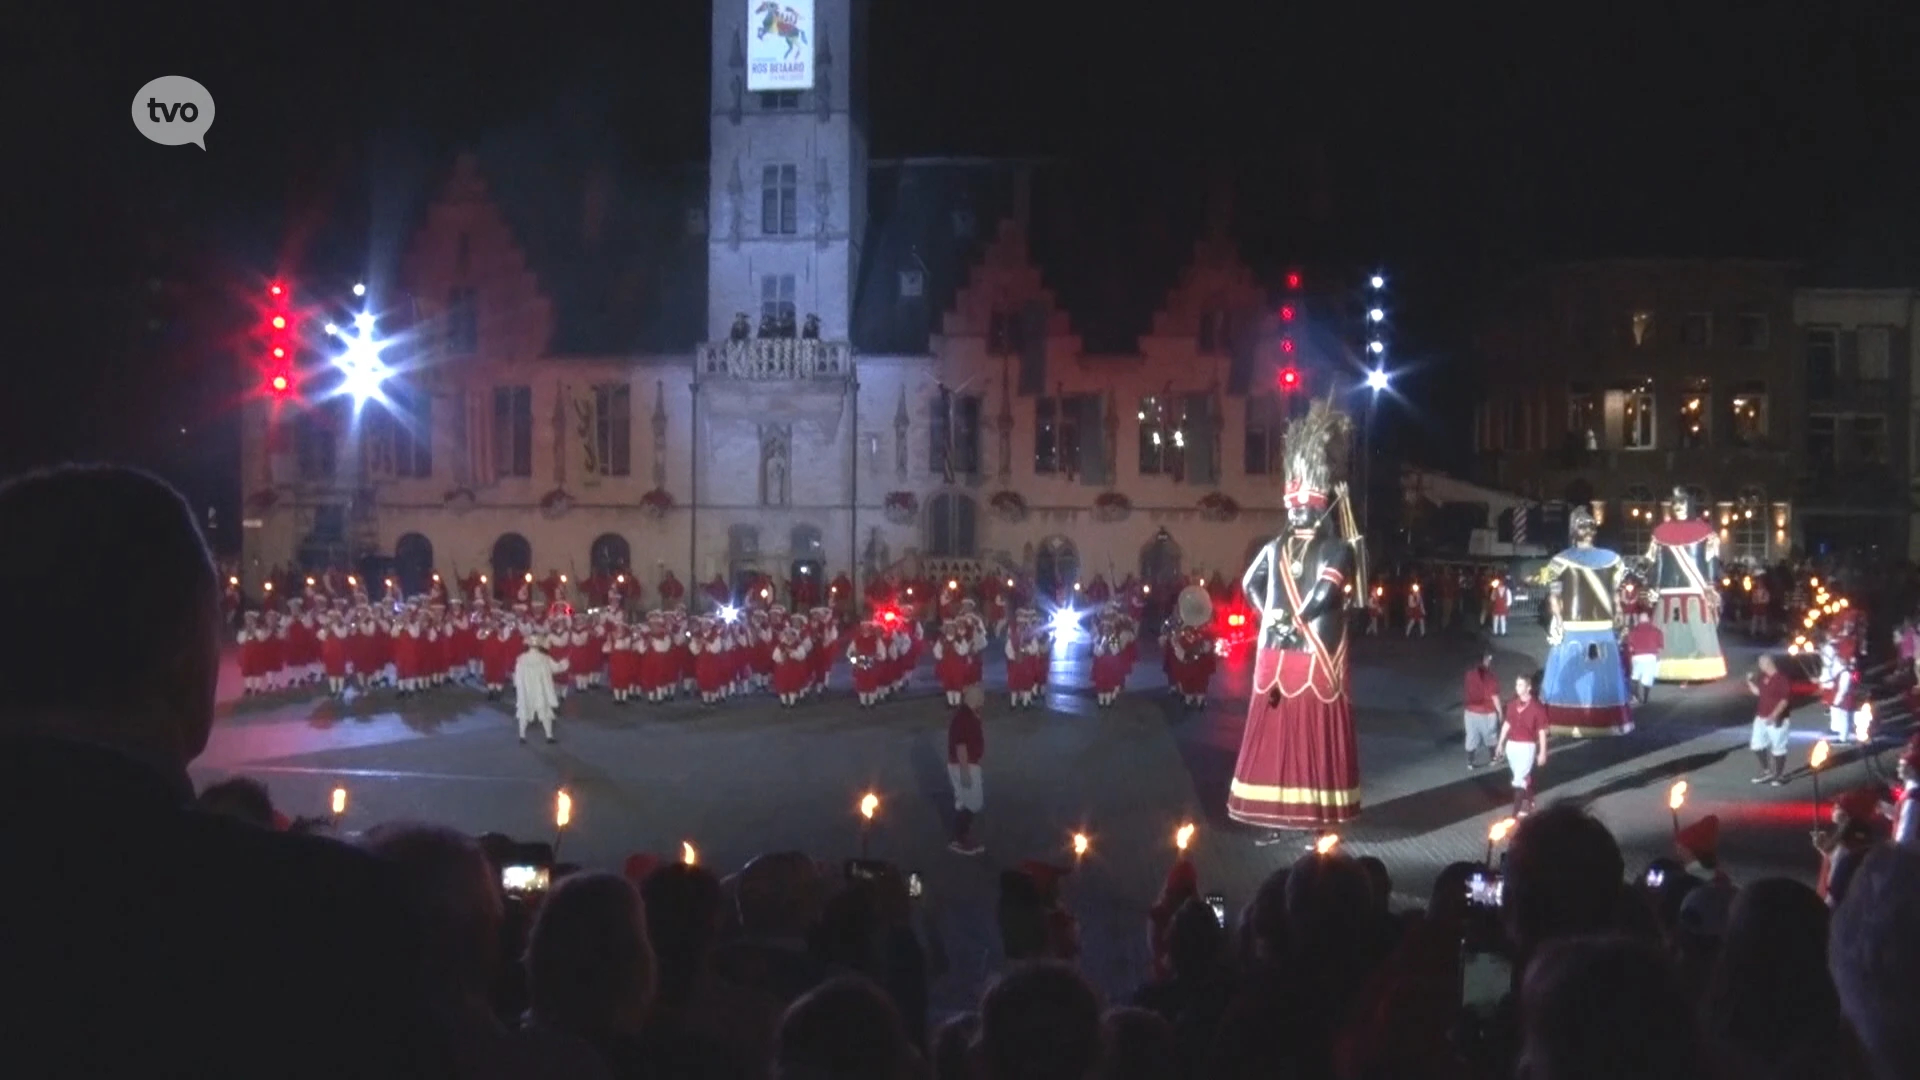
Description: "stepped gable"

(464, 134), (708, 357)
(1025, 162), (1211, 355)
(850, 160), (1022, 355)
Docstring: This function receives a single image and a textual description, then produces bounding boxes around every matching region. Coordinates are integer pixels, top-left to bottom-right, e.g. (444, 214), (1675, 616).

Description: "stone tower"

(707, 0), (868, 344)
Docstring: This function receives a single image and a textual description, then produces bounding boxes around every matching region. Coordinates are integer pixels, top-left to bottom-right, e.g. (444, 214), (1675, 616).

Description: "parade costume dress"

(1541, 517), (1634, 736)
(1647, 495), (1727, 682)
(1228, 401), (1363, 828)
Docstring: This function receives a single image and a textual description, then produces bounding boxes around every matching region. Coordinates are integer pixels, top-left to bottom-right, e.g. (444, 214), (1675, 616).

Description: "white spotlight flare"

(1368, 308), (1385, 322)
(1368, 340), (1385, 355)
(352, 282), (367, 297)
(1366, 368), (1390, 392)
(1369, 274), (1385, 290)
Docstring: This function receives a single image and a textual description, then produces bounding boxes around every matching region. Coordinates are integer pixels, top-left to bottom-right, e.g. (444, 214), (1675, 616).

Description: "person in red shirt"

(1497, 673), (1550, 816)
(1463, 647), (1504, 771)
(1745, 653), (1794, 785)
(948, 685), (987, 855)
(1625, 610), (1665, 706)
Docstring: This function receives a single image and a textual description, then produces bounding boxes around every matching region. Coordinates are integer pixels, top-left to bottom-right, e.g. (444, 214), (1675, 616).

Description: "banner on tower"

(746, 1), (815, 92)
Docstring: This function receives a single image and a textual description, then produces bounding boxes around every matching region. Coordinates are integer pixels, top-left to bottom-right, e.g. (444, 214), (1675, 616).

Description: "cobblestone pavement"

(195, 620), (1910, 1011)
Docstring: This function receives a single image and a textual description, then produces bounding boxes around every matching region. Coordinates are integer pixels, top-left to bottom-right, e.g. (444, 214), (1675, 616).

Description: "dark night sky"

(9, 1), (1917, 495)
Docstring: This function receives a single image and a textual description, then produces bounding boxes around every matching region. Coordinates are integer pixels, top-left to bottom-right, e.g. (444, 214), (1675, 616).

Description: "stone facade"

(1470, 259), (1801, 564)
(237, 0), (1303, 601)
(1789, 288), (1919, 557)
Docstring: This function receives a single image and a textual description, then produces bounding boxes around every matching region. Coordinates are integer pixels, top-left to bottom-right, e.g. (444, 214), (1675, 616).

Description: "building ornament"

(697, 338), (850, 379)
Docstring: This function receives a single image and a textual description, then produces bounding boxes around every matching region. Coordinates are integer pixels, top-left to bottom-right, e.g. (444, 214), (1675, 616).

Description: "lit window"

(1676, 379), (1709, 449)
(1730, 388), (1768, 447)
(1624, 385), (1656, 449)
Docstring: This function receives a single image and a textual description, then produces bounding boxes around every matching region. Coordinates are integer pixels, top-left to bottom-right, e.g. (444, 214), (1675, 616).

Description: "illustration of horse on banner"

(755, 3), (809, 59)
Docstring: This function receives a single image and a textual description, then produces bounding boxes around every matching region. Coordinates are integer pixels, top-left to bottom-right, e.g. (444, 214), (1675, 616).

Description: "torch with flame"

(1175, 823), (1195, 853)
(681, 841), (697, 866)
(556, 789), (573, 830)
(1486, 816), (1517, 865)
(330, 786), (348, 818)
(1668, 779), (1687, 837)
(858, 792), (879, 858)
(1315, 834), (1340, 856)
(1810, 739), (1832, 826)
(1072, 832), (1089, 865)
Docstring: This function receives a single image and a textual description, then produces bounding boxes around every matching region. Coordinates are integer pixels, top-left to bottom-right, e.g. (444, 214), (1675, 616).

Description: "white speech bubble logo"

(132, 76), (215, 150)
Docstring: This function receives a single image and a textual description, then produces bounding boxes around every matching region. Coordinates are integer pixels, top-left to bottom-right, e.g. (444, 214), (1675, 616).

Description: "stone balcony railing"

(697, 338), (852, 380)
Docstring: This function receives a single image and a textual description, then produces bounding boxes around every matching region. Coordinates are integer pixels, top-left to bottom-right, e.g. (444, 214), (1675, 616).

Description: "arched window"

(1140, 529), (1184, 587)
(926, 493), (977, 556)
(490, 533), (532, 595)
(1621, 485), (1655, 553)
(393, 533), (434, 599)
(1035, 536), (1080, 600)
(789, 523), (825, 584)
(589, 533), (631, 578)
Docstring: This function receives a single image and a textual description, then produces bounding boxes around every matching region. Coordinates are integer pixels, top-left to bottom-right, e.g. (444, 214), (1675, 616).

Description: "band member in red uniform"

(1647, 485), (1727, 682)
(829, 572), (856, 624)
(1005, 608), (1046, 709)
(1404, 581), (1427, 637)
(1169, 587), (1217, 709)
(1366, 582), (1388, 636)
(1090, 607), (1131, 708)
(1489, 577), (1513, 636)
(1229, 399), (1362, 834)
(847, 620), (887, 707)
(772, 623), (811, 707)
(934, 620), (974, 706)
(657, 571), (685, 611)
(238, 611), (268, 695)
(318, 612), (351, 697)
(1749, 574), (1771, 637)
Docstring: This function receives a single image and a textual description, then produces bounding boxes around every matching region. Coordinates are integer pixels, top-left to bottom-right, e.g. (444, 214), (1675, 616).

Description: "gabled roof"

(850, 160), (1022, 355)
(460, 140), (708, 356)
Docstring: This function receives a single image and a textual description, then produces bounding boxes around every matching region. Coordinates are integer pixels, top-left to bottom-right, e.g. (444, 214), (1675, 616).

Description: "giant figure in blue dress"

(1541, 504), (1634, 736)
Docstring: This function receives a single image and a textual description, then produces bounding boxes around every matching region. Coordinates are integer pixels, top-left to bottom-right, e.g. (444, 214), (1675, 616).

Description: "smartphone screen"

(1461, 947), (1511, 1015)
(1466, 872), (1503, 908)
(501, 864), (550, 893)
(1204, 892), (1227, 927)
(1645, 868), (1666, 888)
(907, 872), (923, 898)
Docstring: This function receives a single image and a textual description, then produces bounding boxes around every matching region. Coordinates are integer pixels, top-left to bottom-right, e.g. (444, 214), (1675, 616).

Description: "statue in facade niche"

(730, 313), (751, 342)
(802, 313), (820, 340)
(863, 528), (890, 579)
(761, 424), (792, 507)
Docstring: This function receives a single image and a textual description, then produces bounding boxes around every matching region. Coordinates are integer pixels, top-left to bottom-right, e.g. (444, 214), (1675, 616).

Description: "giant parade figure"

(1229, 399), (1362, 834)
(1647, 485), (1727, 682)
(1540, 504), (1635, 735)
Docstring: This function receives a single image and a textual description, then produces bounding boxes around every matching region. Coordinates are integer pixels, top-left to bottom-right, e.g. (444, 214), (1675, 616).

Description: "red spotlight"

(1280, 367), (1300, 390)
(1280, 304), (1295, 322)
(1281, 338), (1296, 353)
(269, 374), (290, 394)
(269, 283), (284, 297)
(1285, 272), (1301, 290)
(271, 315), (287, 330)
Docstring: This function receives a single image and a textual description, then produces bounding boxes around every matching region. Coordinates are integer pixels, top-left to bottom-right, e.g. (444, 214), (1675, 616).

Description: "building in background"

(237, 0), (1364, 607)
(1789, 287), (1918, 558)
(1470, 259), (1800, 565)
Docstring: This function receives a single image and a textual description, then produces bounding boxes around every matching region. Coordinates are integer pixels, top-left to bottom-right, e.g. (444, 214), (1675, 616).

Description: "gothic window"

(1138, 395), (1184, 476)
(987, 305), (1025, 355)
(365, 384), (432, 478)
(760, 274), (796, 324)
(1858, 326), (1892, 381)
(294, 400), (343, 481)
(761, 164), (799, 235)
(1805, 328), (1838, 399)
(1244, 393), (1283, 475)
(446, 288), (479, 355)
(1676, 379), (1709, 449)
(1035, 536), (1080, 597)
(1034, 395), (1088, 475)
(589, 533), (632, 578)
(1730, 384), (1768, 446)
(490, 533), (532, 586)
(591, 383), (631, 477)
(930, 393), (983, 477)
(926, 493), (978, 557)
(1624, 384), (1656, 449)
(1732, 487), (1766, 564)
(492, 386), (533, 478)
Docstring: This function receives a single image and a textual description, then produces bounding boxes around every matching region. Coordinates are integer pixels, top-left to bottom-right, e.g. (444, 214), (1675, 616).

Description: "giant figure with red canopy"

(1647, 485), (1727, 682)
(1228, 398), (1362, 833)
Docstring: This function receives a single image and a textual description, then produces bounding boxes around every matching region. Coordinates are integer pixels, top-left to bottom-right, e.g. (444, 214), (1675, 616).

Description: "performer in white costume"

(513, 634), (570, 744)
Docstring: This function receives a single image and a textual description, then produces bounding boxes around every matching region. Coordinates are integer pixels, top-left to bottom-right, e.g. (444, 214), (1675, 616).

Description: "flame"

(1072, 832), (1089, 857)
(525, 572), (534, 582)
(228, 575), (239, 586)
(348, 575), (358, 586)
(859, 792), (879, 820)
(263, 582), (273, 591)
(306, 576), (316, 586)
(1176, 823), (1195, 851)
(1668, 779), (1688, 811)
(559, 574), (568, 583)
(681, 841), (697, 865)
(431, 573), (441, 582)
(1489, 816), (1517, 844)
(1811, 739), (1831, 770)
(330, 787), (347, 815)
(1315, 834), (1340, 855)
(1810, 577), (1820, 588)
(1742, 576), (1752, 591)
(479, 575), (487, 583)
(1143, 585), (1152, 594)
(555, 789), (573, 829)
(948, 579), (958, 590)
(616, 574), (626, 583)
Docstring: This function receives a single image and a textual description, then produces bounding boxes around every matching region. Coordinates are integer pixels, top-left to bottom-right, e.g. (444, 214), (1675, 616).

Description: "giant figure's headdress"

(1283, 398), (1353, 511)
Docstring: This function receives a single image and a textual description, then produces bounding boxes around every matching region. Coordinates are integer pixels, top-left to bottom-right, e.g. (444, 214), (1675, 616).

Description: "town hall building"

(239, 0), (1339, 610)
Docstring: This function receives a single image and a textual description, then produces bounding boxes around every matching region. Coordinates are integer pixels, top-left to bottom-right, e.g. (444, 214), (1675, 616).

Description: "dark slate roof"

(850, 160), (1022, 355)
(465, 139), (708, 356)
